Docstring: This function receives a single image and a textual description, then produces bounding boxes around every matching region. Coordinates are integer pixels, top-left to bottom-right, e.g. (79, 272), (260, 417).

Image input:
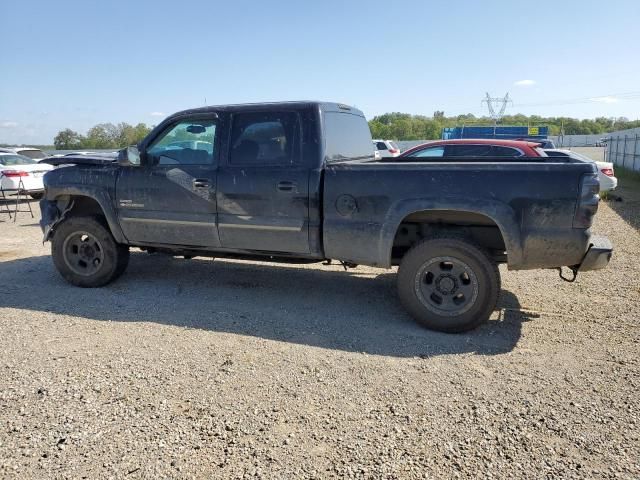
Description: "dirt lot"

(0, 183), (638, 479)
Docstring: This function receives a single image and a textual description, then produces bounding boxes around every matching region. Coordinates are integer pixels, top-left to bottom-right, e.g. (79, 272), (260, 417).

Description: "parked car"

(0, 147), (49, 160)
(0, 152), (54, 199)
(398, 139), (547, 159)
(39, 101), (612, 333)
(373, 139), (401, 158)
(545, 149), (617, 192)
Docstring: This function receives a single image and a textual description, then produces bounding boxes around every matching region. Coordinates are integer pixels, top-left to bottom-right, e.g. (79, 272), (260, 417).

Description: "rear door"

(216, 110), (310, 253)
(116, 115), (222, 247)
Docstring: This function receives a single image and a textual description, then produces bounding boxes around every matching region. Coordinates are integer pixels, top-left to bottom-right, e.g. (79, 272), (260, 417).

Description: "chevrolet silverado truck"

(39, 101), (613, 333)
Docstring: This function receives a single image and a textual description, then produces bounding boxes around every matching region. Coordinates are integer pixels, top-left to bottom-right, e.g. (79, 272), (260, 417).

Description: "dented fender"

(38, 165), (127, 244)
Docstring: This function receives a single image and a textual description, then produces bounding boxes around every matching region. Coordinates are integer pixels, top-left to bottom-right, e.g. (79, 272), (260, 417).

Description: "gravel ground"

(0, 185), (638, 479)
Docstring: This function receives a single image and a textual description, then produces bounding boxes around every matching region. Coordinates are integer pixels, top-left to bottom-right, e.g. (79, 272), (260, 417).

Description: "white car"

(373, 139), (401, 158)
(0, 152), (54, 199)
(545, 149), (618, 192)
(0, 147), (49, 161)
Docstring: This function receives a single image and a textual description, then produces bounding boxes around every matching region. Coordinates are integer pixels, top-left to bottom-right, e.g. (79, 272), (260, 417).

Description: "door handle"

(277, 181), (297, 192)
(193, 178), (211, 189)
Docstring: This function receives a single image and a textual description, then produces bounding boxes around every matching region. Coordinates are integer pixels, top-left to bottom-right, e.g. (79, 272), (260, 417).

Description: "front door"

(216, 111), (310, 254)
(116, 116), (221, 247)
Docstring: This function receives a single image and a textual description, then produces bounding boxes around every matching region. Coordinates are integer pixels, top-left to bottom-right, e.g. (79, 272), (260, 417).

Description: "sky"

(1, 0), (639, 145)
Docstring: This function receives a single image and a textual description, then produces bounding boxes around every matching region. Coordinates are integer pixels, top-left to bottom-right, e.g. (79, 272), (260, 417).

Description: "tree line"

(53, 122), (152, 150)
(368, 113), (640, 141)
(50, 113), (640, 149)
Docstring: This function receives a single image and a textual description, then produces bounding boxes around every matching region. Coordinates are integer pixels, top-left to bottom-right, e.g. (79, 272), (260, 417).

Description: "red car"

(399, 139), (547, 159)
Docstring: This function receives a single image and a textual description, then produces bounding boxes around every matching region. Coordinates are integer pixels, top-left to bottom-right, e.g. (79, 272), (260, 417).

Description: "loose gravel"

(0, 184), (638, 479)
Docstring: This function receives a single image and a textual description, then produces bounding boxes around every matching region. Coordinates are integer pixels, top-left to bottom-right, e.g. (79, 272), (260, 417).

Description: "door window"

(445, 145), (492, 157)
(491, 146), (524, 157)
(376, 142), (388, 150)
(147, 119), (217, 165)
(229, 112), (299, 165)
(406, 146), (445, 158)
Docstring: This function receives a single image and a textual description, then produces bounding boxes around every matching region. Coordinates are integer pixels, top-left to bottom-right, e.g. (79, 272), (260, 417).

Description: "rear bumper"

(600, 176), (617, 192)
(577, 235), (613, 271)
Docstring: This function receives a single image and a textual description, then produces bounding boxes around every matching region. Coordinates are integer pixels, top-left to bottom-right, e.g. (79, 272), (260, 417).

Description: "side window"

(147, 119), (216, 165)
(407, 146), (445, 158)
(445, 145), (492, 157)
(491, 146), (523, 157)
(230, 112), (299, 165)
(376, 142), (387, 150)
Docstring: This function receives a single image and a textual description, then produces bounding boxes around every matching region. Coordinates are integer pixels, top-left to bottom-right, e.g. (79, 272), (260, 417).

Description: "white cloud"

(514, 79), (536, 87)
(0, 121), (18, 128)
(590, 96), (619, 104)
(150, 111), (165, 117)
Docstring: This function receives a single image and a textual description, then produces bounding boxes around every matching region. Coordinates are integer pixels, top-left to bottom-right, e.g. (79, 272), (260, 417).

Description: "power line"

(514, 91), (640, 108)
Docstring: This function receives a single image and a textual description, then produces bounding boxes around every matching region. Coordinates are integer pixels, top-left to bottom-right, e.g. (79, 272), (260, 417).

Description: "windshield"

(0, 154), (38, 166)
(18, 149), (47, 160)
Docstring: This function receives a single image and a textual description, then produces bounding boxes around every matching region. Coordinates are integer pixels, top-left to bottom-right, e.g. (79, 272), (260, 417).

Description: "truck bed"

(322, 160), (597, 270)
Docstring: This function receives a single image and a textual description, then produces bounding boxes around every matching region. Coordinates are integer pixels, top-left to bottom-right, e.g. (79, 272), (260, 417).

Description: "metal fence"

(550, 135), (605, 147)
(607, 134), (640, 171)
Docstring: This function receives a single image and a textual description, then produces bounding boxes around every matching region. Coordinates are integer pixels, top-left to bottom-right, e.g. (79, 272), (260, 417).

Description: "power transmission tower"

(482, 92), (513, 123)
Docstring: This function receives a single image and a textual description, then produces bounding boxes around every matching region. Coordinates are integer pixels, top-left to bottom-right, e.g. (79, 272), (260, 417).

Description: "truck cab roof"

(168, 101), (365, 119)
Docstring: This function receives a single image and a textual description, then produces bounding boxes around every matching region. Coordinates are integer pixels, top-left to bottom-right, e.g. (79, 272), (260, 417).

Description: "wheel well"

(391, 210), (507, 265)
(64, 195), (105, 218)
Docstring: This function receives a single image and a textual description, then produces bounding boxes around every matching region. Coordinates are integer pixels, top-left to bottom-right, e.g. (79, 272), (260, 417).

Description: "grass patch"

(615, 166), (640, 187)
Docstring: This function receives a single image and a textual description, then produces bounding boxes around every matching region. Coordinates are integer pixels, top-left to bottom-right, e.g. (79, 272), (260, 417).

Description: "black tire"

(397, 236), (500, 333)
(51, 216), (130, 287)
(30, 193), (43, 200)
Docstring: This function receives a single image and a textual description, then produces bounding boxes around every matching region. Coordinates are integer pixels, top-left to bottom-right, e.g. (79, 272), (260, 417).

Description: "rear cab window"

(324, 111), (374, 163)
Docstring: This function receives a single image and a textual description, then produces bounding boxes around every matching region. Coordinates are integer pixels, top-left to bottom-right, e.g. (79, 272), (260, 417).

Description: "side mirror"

(118, 145), (142, 166)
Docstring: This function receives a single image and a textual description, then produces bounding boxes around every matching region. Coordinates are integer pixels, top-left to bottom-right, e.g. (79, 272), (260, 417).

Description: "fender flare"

(47, 185), (127, 244)
(378, 196), (523, 268)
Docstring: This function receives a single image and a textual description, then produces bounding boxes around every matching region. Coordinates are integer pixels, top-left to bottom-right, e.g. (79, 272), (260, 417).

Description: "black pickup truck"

(39, 101), (612, 332)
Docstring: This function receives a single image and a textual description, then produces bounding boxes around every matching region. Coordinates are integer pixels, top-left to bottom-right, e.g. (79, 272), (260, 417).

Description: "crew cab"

(39, 101), (612, 333)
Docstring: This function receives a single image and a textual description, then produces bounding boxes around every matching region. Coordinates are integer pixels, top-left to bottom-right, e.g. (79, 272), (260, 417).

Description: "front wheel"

(51, 216), (130, 287)
(397, 237), (500, 333)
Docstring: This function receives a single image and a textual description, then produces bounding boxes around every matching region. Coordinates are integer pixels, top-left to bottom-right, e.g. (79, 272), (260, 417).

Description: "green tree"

(53, 128), (84, 149)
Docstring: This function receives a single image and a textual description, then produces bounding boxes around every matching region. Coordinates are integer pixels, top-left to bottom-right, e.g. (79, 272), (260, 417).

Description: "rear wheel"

(51, 216), (129, 287)
(397, 237), (500, 333)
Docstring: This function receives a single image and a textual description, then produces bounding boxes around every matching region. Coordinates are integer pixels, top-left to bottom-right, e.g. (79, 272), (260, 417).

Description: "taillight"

(600, 167), (614, 177)
(388, 149), (398, 154)
(573, 173), (600, 228)
(1, 170), (29, 177)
